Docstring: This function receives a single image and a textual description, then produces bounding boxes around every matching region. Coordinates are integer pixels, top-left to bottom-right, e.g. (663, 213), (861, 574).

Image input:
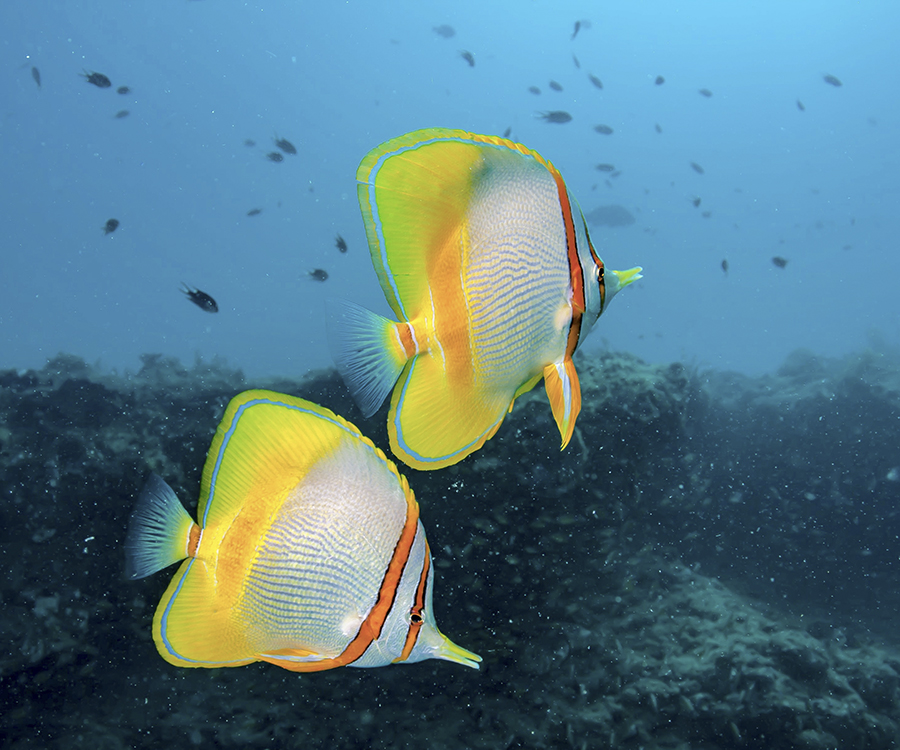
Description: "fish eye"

(409, 610), (424, 624)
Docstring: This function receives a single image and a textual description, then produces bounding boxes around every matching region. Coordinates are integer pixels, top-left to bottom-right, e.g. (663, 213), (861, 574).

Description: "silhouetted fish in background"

(537, 111), (572, 123)
(573, 55), (580, 68)
(690, 162), (705, 174)
(308, 269), (329, 282)
(117, 86), (130, 95)
(247, 208), (262, 217)
(274, 137), (297, 155)
(655, 75), (665, 85)
(433, 24), (455, 38)
(549, 80), (563, 91)
(528, 86), (541, 95)
(588, 74), (603, 90)
(503, 126), (512, 138)
(82, 70), (112, 88)
(797, 100), (806, 111)
(31, 66), (41, 89)
(266, 152), (284, 163)
(244, 138), (256, 147)
(103, 219), (119, 234)
(655, 123), (663, 133)
(182, 285), (218, 312)
(691, 197), (702, 208)
(698, 88), (713, 97)
(593, 124), (613, 135)
(595, 163), (615, 172)
(823, 74), (842, 87)
(114, 110), (130, 119)
(460, 50), (475, 67)
(721, 259), (729, 275)
(772, 257), (788, 269)
(335, 234), (348, 253)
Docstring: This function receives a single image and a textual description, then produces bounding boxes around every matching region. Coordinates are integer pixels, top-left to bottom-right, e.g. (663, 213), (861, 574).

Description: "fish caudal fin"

(326, 298), (410, 418)
(542, 358), (582, 449)
(124, 473), (198, 580)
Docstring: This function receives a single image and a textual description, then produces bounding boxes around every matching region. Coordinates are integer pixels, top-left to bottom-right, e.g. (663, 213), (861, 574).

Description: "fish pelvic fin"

(543, 358), (582, 450)
(326, 298), (412, 418)
(124, 473), (199, 580)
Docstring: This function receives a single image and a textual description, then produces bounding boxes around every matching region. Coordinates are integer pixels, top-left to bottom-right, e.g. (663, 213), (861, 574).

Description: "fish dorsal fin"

(357, 128), (551, 323)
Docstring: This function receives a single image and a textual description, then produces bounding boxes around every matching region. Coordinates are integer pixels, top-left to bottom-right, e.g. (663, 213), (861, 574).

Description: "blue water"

(2, 0), (897, 378)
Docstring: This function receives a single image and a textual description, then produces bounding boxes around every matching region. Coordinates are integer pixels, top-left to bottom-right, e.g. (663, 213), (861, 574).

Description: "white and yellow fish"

(124, 390), (479, 672)
(328, 128), (642, 470)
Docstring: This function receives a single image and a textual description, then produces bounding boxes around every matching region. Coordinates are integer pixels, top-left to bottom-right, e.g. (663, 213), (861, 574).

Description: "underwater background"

(3, 1), (900, 748)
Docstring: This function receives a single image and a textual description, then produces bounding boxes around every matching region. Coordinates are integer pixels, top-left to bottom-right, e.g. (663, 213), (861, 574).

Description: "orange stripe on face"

(395, 540), (431, 663)
(261, 487), (421, 673)
(547, 168), (584, 358)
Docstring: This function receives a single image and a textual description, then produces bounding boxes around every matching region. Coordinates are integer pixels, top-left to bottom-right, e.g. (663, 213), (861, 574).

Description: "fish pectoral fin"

(543, 358), (582, 450)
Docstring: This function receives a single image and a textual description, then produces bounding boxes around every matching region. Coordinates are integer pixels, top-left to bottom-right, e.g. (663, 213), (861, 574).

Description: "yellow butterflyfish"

(124, 390), (480, 672)
(328, 128), (642, 470)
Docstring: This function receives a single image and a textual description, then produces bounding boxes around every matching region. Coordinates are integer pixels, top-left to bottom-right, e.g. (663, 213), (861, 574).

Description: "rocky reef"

(1, 347), (899, 749)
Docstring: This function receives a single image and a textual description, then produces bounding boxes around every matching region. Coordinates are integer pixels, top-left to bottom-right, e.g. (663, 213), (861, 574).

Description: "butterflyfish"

(327, 128), (642, 471)
(124, 390), (480, 672)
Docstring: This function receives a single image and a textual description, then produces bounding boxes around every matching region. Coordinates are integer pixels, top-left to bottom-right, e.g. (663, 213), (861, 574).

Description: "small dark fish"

(797, 99), (805, 111)
(655, 123), (662, 133)
(537, 110), (572, 124)
(308, 269), (328, 282)
(182, 285), (218, 313)
(266, 151), (284, 162)
(274, 137), (297, 155)
(82, 70), (112, 88)
(593, 124), (614, 135)
(31, 66), (41, 89)
(772, 256), (788, 269)
(655, 75), (665, 86)
(691, 197), (701, 208)
(244, 138), (256, 147)
(698, 88), (713, 97)
(595, 163), (615, 172)
(433, 24), (455, 39)
(528, 86), (541, 95)
(247, 208), (262, 217)
(823, 74), (842, 87)
(103, 218), (119, 234)
(335, 234), (347, 253)
(721, 259), (729, 275)
(588, 74), (603, 90)
(701, 210), (712, 218)
(690, 162), (705, 175)
(549, 80), (563, 92)
(117, 85), (130, 95)
(502, 126), (512, 138)
(460, 50), (475, 67)
(573, 55), (580, 69)
(571, 20), (581, 40)
(114, 109), (130, 119)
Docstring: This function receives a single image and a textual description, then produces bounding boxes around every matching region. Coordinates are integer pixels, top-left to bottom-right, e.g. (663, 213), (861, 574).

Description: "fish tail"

(326, 298), (411, 418)
(124, 473), (198, 580)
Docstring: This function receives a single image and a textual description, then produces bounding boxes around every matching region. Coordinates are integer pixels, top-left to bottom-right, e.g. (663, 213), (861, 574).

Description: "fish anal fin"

(542, 358), (582, 449)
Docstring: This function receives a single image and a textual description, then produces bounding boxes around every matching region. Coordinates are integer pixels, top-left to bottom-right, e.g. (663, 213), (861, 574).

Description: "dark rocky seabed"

(2, 347), (900, 749)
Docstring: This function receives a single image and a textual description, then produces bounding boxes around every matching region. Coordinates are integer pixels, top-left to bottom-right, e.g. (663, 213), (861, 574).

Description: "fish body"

(274, 136), (297, 155)
(593, 124), (613, 135)
(588, 74), (603, 90)
(182, 284), (218, 312)
(328, 128), (641, 470)
(698, 88), (713, 97)
(549, 80), (563, 91)
(124, 391), (479, 672)
(823, 74), (842, 87)
(460, 50), (475, 67)
(309, 268), (329, 282)
(690, 162), (705, 174)
(538, 110), (572, 124)
(267, 151), (284, 163)
(103, 218), (119, 234)
(433, 24), (455, 39)
(528, 86), (541, 95)
(117, 85), (130, 95)
(82, 70), (111, 88)
(31, 66), (41, 88)
(655, 75), (665, 85)
(114, 109), (129, 119)
(335, 234), (348, 253)
(247, 208), (262, 217)
(772, 256), (788, 268)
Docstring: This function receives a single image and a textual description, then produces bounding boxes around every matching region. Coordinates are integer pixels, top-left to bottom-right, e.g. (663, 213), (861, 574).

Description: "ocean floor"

(2, 347), (900, 749)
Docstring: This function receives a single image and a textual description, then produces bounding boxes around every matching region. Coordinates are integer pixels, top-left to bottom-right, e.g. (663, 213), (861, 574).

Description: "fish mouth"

(439, 637), (482, 670)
